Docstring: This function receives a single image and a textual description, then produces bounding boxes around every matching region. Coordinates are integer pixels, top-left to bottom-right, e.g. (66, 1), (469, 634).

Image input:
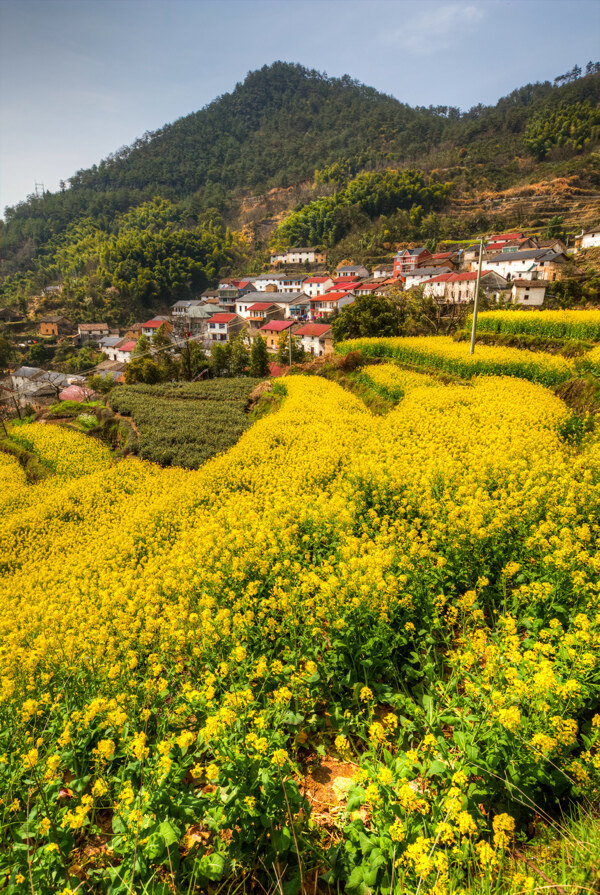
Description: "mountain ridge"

(1, 61), (599, 320)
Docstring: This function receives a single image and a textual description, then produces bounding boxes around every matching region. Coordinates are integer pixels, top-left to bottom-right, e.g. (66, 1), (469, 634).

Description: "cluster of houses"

(0, 228), (585, 408)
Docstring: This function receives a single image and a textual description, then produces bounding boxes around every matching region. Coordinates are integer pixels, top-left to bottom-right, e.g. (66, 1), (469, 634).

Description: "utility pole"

(288, 327), (292, 366)
(469, 237), (484, 355)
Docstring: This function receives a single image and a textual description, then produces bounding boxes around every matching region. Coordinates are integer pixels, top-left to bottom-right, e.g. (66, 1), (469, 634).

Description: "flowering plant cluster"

(473, 309), (600, 341)
(1, 365), (600, 894)
(338, 335), (576, 384)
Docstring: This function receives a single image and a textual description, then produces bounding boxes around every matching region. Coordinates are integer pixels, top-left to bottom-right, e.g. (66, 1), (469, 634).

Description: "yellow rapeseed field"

(1, 376), (599, 894)
(339, 335), (576, 384)
(473, 309), (600, 340)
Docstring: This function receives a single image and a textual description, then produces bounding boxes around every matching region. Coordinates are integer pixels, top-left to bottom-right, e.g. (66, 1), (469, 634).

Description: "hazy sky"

(1, 0), (599, 214)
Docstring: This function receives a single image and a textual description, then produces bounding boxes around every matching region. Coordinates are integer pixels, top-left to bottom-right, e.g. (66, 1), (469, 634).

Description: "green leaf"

(283, 711), (305, 726)
(427, 759), (447, 777)
(346, 866), (366, 894)
(198, 852), (225, 881)
(272, 826), (292, 855)
(159, 820), (179, 848)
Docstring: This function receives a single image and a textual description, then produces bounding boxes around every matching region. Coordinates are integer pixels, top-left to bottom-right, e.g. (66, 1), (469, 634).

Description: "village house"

(39, 315), (72, 337)
(575, 228), (600, 252)
(423, 271), (507, 304)
(141, 318), (173, 339)
(393, 247), (432, 276)
(294, 323), (333, 357)
(463, 244), (483, 268)
(259, 319), (296, 353)
(77, 322), (110, 344)
(93, 359), (127, 383)
(241, 291), (310, 320)
(402, 267), (451, 289)
(98, 334), (122, 355)
(0, 307), (23, 323)
(245, 303), (285, 335)
(310, 290), (355, 320)
(207, 313), (246, 343)
(353, 282), (381, 296)
(483, 249), (567, 281)
(537, 238), (568, 254)
(372, 264), (394, 279)
(302, 276), (334, 297)
(202, 290), (237, 313)
(336, 264), (370, 280)
(105, 338), (138, 364)
(184, 304), (217, 337)
(328, 278), (362, 293)
(270, 247), (327, 265)
(510, 279), (547, 307)
(252, 273), (308, 293)
(171, 299), (204, 324)
(430, 252), (460, 270)
(9, 366), (82, 407)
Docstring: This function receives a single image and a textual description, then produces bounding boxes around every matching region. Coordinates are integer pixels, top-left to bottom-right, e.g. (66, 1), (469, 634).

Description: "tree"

(331, 293), (405, 341)
(276, 331), (304, 365)
(546, 215), (564, 240)
(0, 336), (13, 370)
(151, 324), (177, 379)
(249, 336), (270, 377)
(180, 339), (207, 380)
(229, 336), (249, 376)
(209, 342), (231, 377)
(87, 373), (117, 394)
(133, 333), (150, 357)
(124, 358), (164, 384)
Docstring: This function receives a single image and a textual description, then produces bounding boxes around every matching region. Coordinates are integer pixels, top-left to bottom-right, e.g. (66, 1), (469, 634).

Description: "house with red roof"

(302, 276), (334, 297)
(294, 323), (333, 357)
(245, 302), (285, 335)
(393, 247), (432, 276)
(141, 318), (173, 339)
(105, 338), (139, 364)
(259, 319), (296, 352)
(353, 282), (381, 296)
(207, 313), (246, 343)
(310, 290), (355, 320)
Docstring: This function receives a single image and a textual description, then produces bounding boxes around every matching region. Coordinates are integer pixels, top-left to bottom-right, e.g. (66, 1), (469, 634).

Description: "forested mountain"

(2, 61), (599, 320)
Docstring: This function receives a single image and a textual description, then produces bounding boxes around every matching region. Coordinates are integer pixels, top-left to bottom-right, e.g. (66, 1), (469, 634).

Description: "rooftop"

(295, 324), (332, 337)
(260, 320), (294, 332)
(209, 313), (238, 324)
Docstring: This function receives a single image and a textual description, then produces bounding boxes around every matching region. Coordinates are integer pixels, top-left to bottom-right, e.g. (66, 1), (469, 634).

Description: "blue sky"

(1, 0), (598, 214)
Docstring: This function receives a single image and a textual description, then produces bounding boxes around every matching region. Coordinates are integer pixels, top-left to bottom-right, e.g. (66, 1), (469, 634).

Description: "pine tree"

(249, 336), (270, 377)
(229, 336), (250, 377)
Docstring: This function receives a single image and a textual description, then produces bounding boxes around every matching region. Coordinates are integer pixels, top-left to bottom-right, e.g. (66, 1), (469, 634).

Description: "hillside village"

(2, 225), (599, 409)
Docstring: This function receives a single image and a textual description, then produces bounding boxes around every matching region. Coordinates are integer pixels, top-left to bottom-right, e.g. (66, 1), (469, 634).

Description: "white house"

(403, 267), (451, 289)
(105, 338), (138, 364)
(510, 279), (547, 306)
(302, 276), (334, 297)
(270, 247), (326, 265)
(336, 264), (370, 279)
(141, 317), (172, 339)
(294, 323), (333, 357)
(484, 249), (566, 281)
(575, 229), (600, 252)
(423, 271), (507, 303)
(252, 273), (307, 293)
(207, 313), (246, 343)
(372, 265), (394, 279)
